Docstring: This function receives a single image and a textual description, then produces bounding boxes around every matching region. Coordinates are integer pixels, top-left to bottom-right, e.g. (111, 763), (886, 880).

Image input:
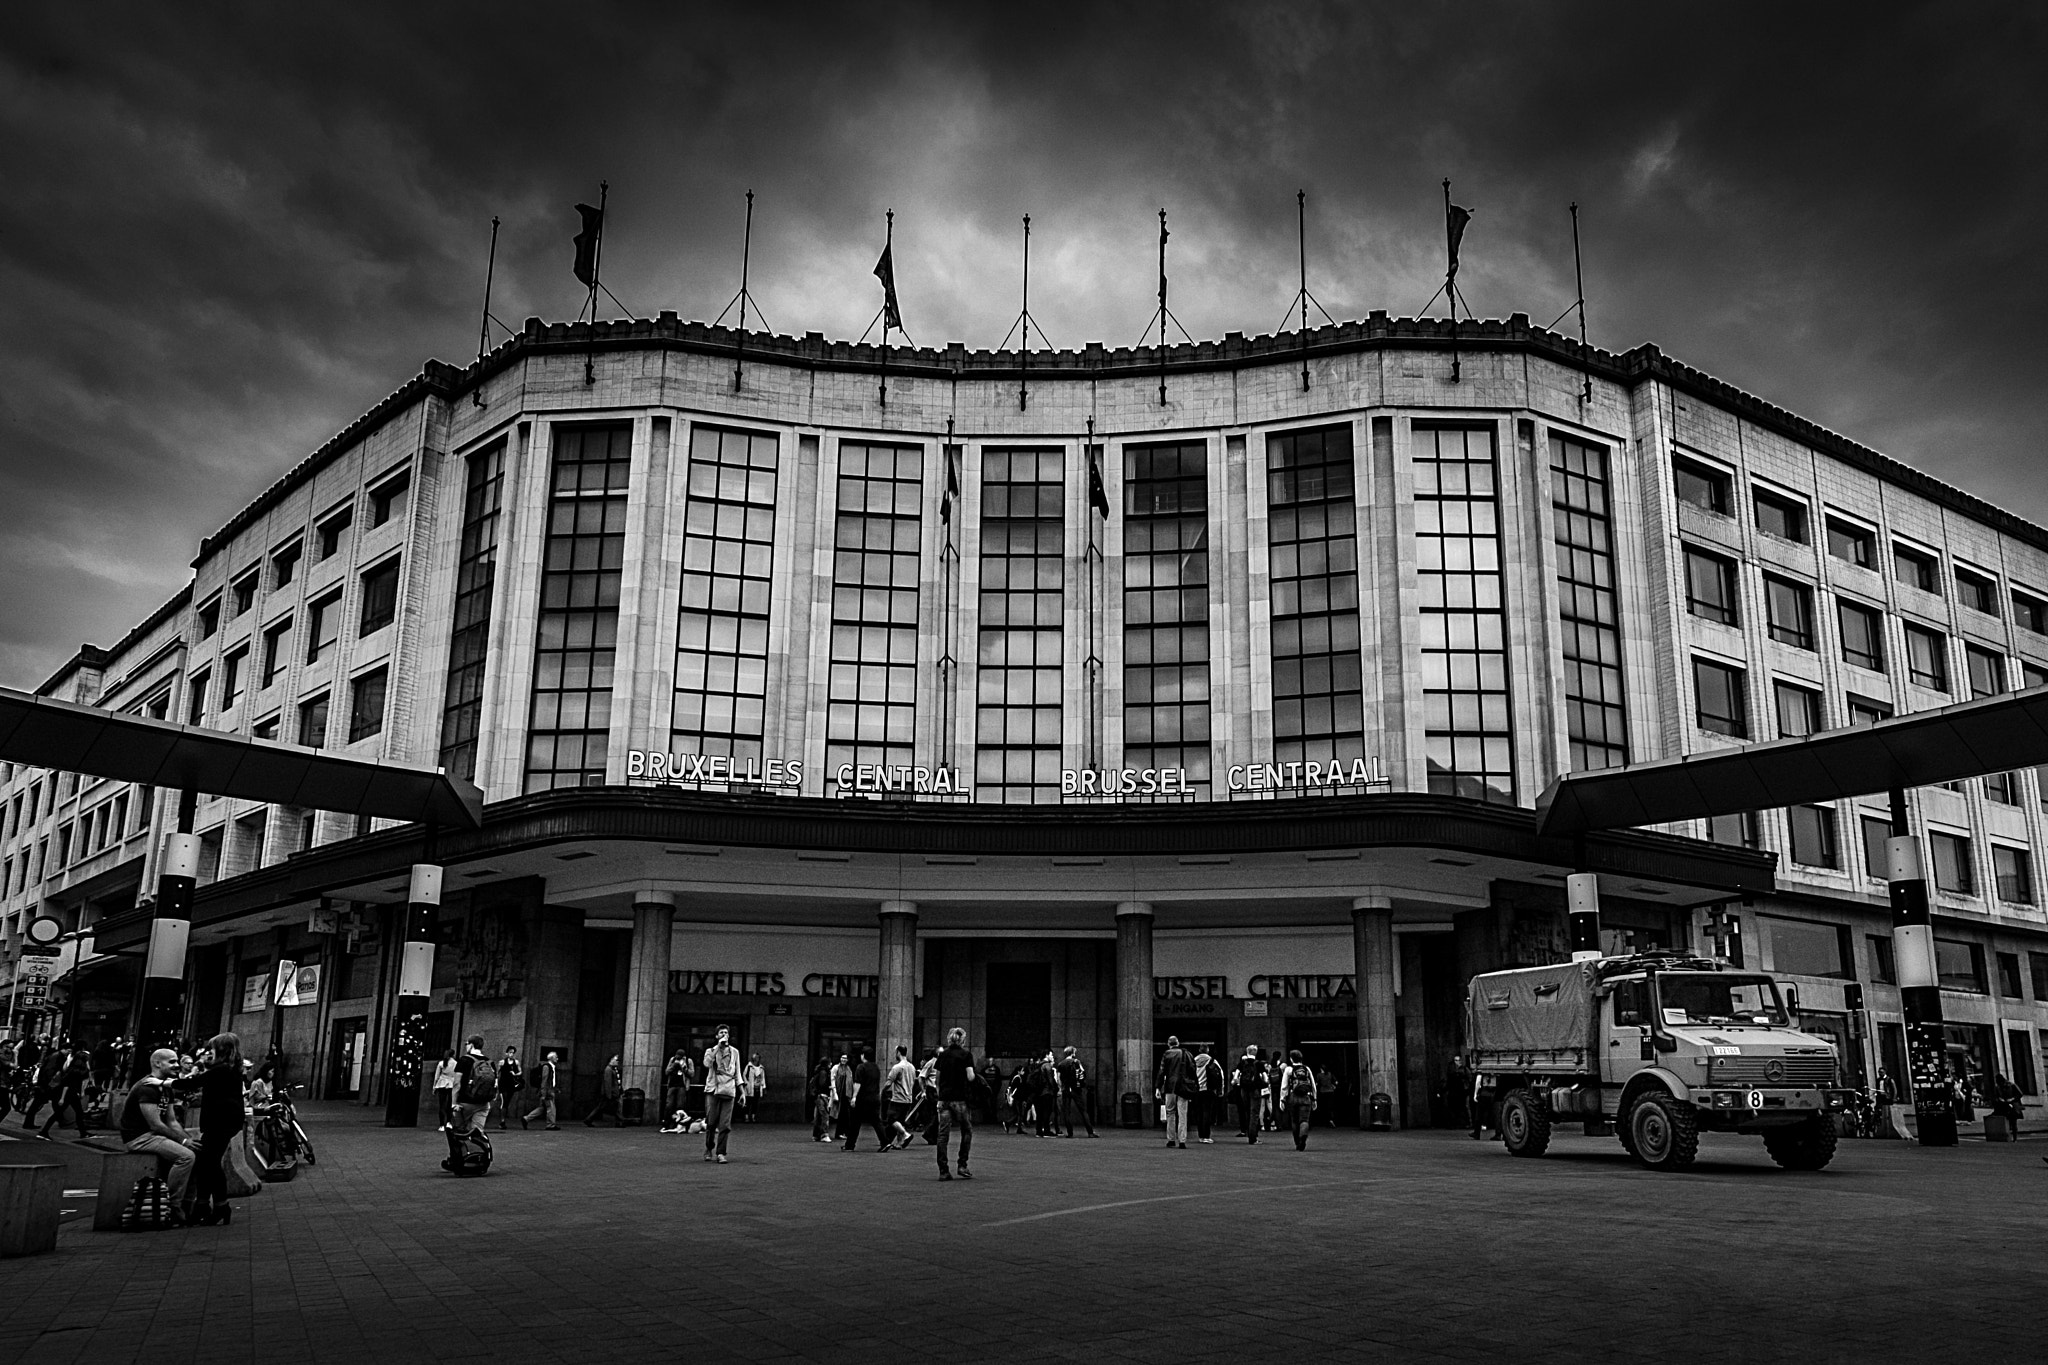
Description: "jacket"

(1157, 1046), (1192, 1096)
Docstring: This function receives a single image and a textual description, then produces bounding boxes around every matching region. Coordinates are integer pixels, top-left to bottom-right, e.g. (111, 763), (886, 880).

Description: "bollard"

(0, 1165), (63, 1257)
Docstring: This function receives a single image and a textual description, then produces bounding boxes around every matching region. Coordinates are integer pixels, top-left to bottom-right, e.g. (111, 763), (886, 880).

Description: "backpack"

(461, 1057), (497, 1105)
(121, 1176), (173, 1232)
(1287, 1064), (1315, 1103)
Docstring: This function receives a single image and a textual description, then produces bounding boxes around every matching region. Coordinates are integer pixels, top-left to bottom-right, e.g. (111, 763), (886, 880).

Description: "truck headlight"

(1713, 1091), (1737, 1108)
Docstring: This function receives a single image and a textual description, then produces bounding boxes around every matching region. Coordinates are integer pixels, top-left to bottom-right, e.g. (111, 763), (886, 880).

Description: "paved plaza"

(3, 1106), (2044, 1364)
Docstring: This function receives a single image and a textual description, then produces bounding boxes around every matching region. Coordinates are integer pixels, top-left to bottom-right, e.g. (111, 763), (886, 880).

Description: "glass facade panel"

(438, 440), (505, 782)
(1415, 426), (1512, 803)
(1124, 441), (1211, 793)
(975, 449), (1064, 802)
(673, 425), (780, 772)
(826, 442), (922, 782)
(524, 422), (631, 793)
(1550, 434), (1626, 771)
(1267, 424), (1363, 776)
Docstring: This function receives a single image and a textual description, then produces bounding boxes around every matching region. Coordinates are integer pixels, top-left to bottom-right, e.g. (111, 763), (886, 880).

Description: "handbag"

(224, 1133), (264, 1199)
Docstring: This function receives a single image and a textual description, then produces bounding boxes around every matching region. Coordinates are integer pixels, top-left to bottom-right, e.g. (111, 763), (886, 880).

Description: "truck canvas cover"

(1465, 961), (1598, 1056)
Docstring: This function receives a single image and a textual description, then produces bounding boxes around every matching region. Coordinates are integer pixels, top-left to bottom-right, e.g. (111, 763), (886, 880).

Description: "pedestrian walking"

(1282, 1049), (1318, 1150)
(935, 1027), (976, 1181)
(1057, 1046), (1096, 1137)
(1235, 1047), (1263, 1143)
(432, 1049), (459, 1129)
(37, 1041), (91, 1140)
(491, 1046), (524, 1131)
(121, 1047), (197, 1224)
(810, 1057), (835, 1141)
(584, 1054), (623, 1126)
(701, 1025), (741, 1163)
(742, 1053), (766, 1122)
(883, 1046), (920, 1148)
(188, 1032), (247, 1225)
(1157, 1035), (1194, 1149)
(523, 1051), (562, 1129)
(663, 1047), (695, 1127)
(845, 1047), (884, 1150)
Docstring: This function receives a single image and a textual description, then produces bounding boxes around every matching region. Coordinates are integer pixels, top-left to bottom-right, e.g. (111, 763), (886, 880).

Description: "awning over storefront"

(0, 685), (483, 829)
(1535, 685), (2048, 837)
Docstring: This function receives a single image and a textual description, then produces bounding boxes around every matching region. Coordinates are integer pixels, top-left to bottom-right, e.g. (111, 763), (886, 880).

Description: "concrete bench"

(0, 1164), (63, 1257)
(94, 1151), (164, 1232)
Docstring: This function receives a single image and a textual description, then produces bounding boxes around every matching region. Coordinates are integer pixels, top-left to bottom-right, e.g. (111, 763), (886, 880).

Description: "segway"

(441, 1122), (494, 1176)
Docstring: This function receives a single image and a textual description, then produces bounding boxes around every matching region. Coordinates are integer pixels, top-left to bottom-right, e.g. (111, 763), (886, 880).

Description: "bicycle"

(250, 1085), (315, 1179)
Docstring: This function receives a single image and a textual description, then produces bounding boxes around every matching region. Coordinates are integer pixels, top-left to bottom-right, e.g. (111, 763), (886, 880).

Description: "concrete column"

(877, 901), (918, 1066)
(1353, 896), (1398, 1129)
(1888, 789), (1956, 1146)
(1566, 872), (1602, 962)
(132, 789), (198, 1082)
(1115, 902), (1154, 1124)
(383, 862), (443, 1127)
(623, 891), (677, 1107)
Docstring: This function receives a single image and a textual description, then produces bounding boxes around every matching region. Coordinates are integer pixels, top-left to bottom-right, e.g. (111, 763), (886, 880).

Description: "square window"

(359, 558), (401, 634)
(1788, 805), (1838, 869)
(1836, 598), (1883, 670)
(197, 597), (221, 639)
(1995, 846), (2034, 904)
(272, 541), (302, 591)
(1955, 567), (1998, 616)
(252, 715), (279, 741)
(317, 506), (354, 561)
(1684, 547), (1739, 625)
(1764, 575), (1814, 649)
(1846, 693), (1892, 727)
(2014, 590), (2048, 635)
(1965, 644), (2004, 698)
(1753, 488), (1808, 543)
(230, 571), (258, 617)
(369, 470), (411, 527)
(1774, 680), (1823, 738)
(1825, 518), (1875, 568)
(1893, 544), (1938, 593)
(1693, 658), (1747, 737)
(1935, 937), (1985, 992)
(1707, 810), (1760, 849)
(1930, 831), (1974, 895)
(1761, 915), (1850, 978)
(1986, 770), (2020, 805)
(1904, 624), (1948, 691)
(1861, 814), (1892, 880)
(1673, 458), (1730, 514)
(2024, 662), (2048, 690)
(348, 668), (389, 742)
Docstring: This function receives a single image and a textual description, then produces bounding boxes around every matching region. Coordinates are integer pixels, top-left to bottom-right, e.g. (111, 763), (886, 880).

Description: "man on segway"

(442, 1036), (496, 1176)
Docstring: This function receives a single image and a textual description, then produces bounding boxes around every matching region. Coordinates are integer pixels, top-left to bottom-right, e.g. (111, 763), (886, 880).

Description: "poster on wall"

(240, 971), (270, 1013)
(275, 961), (321, 1007)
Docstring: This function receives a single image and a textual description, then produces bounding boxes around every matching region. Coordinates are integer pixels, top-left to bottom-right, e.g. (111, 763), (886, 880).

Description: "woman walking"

(189, 1032), (247, 1225)
(431, 1050), (459, 1129)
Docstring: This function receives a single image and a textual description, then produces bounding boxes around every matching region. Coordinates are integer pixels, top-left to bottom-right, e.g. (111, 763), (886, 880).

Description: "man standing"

(701, 1025), (741, 1164)
(121, 1047), (196, 1222)
(523, 1050), (561, 1129)
(662, 1047), (695, 1127)
(846, 1047), (883, 1151)
(1235, 1047), (1264, 1144)
(491, 1045), (524, 1131)
(935, 1027), (976, 1181)
(1156, 1035), (1193, 1149)
(742, 1053), (766, 1122)
(883, 1045), (919, 1149)
(1192, 1048), (1221, 1144)
(1057, 1046), (1095, 1138)
(829, 1052), (855, 1146)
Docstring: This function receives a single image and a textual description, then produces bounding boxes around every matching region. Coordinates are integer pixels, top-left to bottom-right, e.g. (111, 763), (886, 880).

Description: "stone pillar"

(1115, 902), (1154, 1125)
(877, 901), (918, 1067)
(623, 891), (677, 1108)
(1353, 896), (1398, 1129)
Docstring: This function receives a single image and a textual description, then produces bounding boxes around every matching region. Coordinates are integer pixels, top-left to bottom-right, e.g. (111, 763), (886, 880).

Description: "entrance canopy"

(0, 685), (483, 829)
(1535, 685), (2048, 837)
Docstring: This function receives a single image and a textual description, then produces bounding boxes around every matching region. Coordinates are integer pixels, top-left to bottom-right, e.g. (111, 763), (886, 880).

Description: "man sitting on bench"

(121, 1048), (197, 1223)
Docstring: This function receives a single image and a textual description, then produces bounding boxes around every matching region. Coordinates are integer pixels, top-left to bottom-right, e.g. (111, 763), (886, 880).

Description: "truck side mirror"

(1783, 986), (1799, 1021)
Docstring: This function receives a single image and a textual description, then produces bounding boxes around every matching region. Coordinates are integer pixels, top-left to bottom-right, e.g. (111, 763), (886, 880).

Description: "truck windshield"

(1654, 974), (1787, 1027)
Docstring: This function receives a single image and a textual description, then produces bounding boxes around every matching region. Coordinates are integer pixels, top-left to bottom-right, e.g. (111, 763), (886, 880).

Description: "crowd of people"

(115, 1032), (268, 1228)
(0, 1031), (136, 1138)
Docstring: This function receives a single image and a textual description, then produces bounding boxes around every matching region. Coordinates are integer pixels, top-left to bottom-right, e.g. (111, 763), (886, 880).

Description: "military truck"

(1463, 951), (1853, 1171)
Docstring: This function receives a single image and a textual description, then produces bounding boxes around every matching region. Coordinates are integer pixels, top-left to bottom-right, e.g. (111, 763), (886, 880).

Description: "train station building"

(5, 310), (2048, 1127)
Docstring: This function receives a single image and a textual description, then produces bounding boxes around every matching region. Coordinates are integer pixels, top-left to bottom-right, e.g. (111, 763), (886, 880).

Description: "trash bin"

(1985, 1114), (2014, 1142)
(1367, 1091), (1393, 1131)
(619, 1087), (647, 1126)
(1121, 1091), (1142, 1129)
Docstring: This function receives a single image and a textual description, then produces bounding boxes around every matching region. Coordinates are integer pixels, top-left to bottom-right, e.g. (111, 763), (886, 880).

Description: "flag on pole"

(874, 242), (903, 331)
(940, 447), (961, 524)
(1446, 201), (1472, 279)
(1087, 447), (1110, 519)
(572, 202), (604, 286)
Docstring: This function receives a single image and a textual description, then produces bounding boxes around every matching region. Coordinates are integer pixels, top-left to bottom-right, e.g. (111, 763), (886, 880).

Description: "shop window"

(1550, 432), (1627, 772)
(1753, 487), (1808, 543)
(1123, 440), (1213, 792)
(1893, 544), (1938, 593)
(1683, 546), (1738, 625)
(1954, 567), (1997, 616)
(672, 424), (779, 785)
(1994, 845), (2033, 904)
(358, 557), (401, 634)
(1787, 805), (1839, 869)
(1846, 693), (1891, 727)
(1878, 1023), (1909, 1096)
(1268, 422), (1366, 779)
(828, 441), (925, 788)
(1707, 810), (1760, 850)
(1861, 815), (1892, 881)
(1836, 598), (1883, 671)
(1868, 934), (1896, 985)
(1415, 426), (1513, 803)
(1825, 517), (1875, 569)
(1965, 644), (2004, 698)
(1774, 680), (1823, 739)
(1673, 458), (1730, 514)
(1935, 938), (1986, 993)
(2014, 589), (2048, 636)
(2010, 1031), (2039, 1097)
(298, 693), (329, 750)
(1693, 658), (1747, 737)
(1997, 951), (2025, 998)
(1930, 831), (1974, 895)
(1761, 914), (1851, 978)
(1764, 576), (1814, 649)
(348, 667), (388, 743)
(369, 468), (411, 527)
(1903, 624), (1948, 691)
(437, 440), (506, 783)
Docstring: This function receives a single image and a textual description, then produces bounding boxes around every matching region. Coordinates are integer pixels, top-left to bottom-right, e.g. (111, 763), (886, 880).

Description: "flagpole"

(734, 190), (754, 392)
(1571, 200), (1590, 405)
(586, 180), (608, 386)
(475, 216), (500, 409)
(1157, 209), (1169, 407)
(1019, 215), (1031, 412)
(879, 210), (893, 408)
(1444, 178), (1460, 385)
(1298, 190), (1310, 392)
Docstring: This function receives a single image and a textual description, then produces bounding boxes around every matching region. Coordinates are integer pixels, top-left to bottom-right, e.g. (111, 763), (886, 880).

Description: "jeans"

(1287, 1099), (1314, 1149)
(1238, 1087), (1260, 1140)
(663, 1086), (689, 1123)
(126, 1131), (197, 1206)
(524, 1093), (558, 1125)
(936, 1099), (973, 1172)
(1163, 1094), (1190, 1145)
(1062, 1089), (1095, 1136)
(704, 1092), (736, 1155)
(435, 1088), (455, 1127)
(1194, 1092), (1214, 1140)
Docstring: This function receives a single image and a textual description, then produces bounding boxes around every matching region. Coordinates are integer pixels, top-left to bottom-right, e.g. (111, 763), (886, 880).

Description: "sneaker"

(703, 1152), (714, 1162)
(938, 1169), (953, 1180)
(958, 1167), (972, 1179)
(1200, 1138), (1214, 1144)
(715, 1154), (727, 1164)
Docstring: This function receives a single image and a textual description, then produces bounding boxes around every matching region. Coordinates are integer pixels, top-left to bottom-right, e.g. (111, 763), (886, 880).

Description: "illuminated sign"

(1226, 757), (1388, 793)
(1061, 767), (1191, 797)
(833, 764), (970, 796)
(626, 751), (804, 787)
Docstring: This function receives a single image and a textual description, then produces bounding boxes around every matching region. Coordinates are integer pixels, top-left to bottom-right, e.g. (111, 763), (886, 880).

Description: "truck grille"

(1708, 1056), (1837, 1087)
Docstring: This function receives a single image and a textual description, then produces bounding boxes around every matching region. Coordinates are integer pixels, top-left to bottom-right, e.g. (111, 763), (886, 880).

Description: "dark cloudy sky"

(1, 2), (2043, 689)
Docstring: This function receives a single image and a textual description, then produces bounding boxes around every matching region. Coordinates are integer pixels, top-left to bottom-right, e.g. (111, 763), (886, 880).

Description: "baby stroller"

(441, 1123), (493, 1176)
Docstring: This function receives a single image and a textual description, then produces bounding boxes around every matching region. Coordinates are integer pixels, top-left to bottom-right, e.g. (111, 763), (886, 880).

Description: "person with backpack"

(1156, 1035), (1194, 1149)
(522, 1051), (561, 1129)
(1057, 1046), (1095, 1137)
(1234, 1047), (1264, 1143)
(452, 1036), (496, 1134)
(1281, 1049), (1319, 1150)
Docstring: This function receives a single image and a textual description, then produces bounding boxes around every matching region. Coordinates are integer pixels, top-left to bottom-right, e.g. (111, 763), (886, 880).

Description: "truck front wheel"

(1628, 1092), (1698, 1171)
(1763, 1116), (1839, 1171)
(1500, 1090), (1552, 1157)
